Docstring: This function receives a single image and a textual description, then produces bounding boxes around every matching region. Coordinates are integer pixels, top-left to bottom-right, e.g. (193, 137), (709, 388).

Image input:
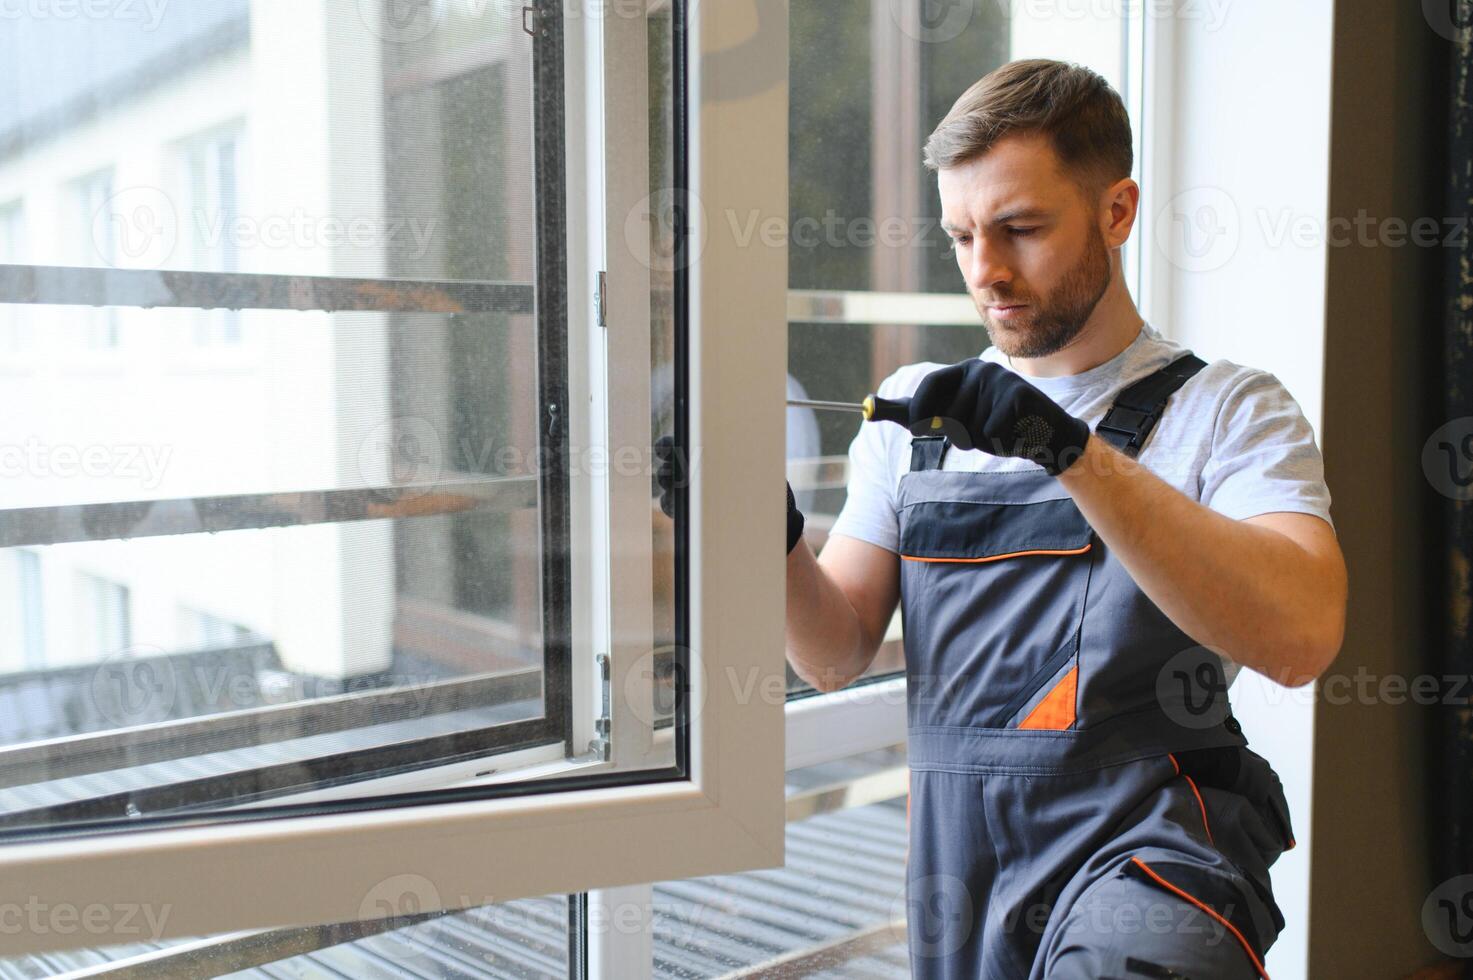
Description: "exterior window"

(71, 169), (120, 348)
(0, 203), (26, 351)
(181, 129), (244, 345)
(75, 572), (131, 661)
(175, 606), (252, 651)
(0, 550), (45, 672)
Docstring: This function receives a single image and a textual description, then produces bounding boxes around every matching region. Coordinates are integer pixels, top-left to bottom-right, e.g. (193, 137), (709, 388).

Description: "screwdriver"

(787, 396), (911, 425)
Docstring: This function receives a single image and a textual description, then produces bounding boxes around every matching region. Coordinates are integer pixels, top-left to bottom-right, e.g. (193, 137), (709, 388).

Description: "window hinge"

(588, 652), (611, 761)
(589, 718), (610, 762)
(595, 270), (607, 328)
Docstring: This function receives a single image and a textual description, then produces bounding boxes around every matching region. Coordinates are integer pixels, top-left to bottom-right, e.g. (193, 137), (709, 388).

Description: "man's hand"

(908, 359), (1091, 475)
(654, 435), (806, 553)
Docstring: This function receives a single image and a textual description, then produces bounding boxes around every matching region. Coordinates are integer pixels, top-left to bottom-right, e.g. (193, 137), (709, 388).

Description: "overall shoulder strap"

(1095, 352), (1208, 458)
(908, 435), (949, 472)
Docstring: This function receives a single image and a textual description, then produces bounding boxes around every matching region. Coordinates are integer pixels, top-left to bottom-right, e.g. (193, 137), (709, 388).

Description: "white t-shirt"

(828, 323), (1335, 691)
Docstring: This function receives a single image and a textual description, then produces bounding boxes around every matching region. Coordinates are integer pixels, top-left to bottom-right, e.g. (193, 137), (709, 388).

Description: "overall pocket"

(1173, 745), (1297, 855)
(1168, 744), (1293, 953)
(1120, 855), (1274, 979)
(897, 486), (1097, 730)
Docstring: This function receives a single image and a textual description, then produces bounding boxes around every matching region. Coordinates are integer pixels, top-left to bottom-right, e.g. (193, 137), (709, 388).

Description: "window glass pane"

(0, 0), (686, 835)
(785, 6), (1129, 697)
(785, 4), (1010, 696)
(0, 512), (548, 827)
(2, 309), (540, 506)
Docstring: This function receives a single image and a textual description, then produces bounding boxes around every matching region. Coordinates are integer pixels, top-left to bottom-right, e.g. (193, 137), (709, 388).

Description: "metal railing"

(787, 287), (977, 326)
(0, 264), (535, 315)
(0, 476), (539, 547)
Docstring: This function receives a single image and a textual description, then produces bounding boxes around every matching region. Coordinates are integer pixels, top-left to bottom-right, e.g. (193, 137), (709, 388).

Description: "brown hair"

(922, 59), (1133, 201)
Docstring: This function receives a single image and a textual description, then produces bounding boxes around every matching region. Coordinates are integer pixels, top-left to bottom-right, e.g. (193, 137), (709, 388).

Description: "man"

(660, 57), (1344, 979)
(785, 60), (1345, 978)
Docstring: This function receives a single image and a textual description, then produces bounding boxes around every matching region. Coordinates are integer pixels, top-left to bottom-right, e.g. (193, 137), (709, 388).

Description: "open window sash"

(0, 0), (787, 955)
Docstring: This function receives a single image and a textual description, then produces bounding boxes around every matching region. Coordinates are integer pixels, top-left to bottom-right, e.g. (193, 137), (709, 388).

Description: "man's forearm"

(784, 542), (873, 692)
(1057, 435), (1346, 686)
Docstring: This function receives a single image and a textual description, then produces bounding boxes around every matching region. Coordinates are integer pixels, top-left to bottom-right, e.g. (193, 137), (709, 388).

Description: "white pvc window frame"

(0, 0), (788, 956)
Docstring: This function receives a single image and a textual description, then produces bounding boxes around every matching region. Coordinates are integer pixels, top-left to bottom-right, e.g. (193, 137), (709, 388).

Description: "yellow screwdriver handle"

(861, 394), (911, 426)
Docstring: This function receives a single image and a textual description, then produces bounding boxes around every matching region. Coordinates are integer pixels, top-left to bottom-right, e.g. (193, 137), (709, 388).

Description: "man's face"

(939, 133), (1113, 359)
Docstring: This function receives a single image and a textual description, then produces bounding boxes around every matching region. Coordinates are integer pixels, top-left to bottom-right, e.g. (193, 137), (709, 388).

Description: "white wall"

(1145, 3), (1336, 977)
(1008, 0), (1128, 84)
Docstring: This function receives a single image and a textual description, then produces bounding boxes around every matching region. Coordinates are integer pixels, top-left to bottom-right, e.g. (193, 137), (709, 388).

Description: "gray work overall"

(899, 355), (1296, 980)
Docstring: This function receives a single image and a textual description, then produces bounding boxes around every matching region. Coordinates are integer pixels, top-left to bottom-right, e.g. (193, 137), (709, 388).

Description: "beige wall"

(1313, 0), (1447, 975)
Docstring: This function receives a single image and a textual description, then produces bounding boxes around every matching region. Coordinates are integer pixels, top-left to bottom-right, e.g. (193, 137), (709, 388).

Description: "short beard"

(985, 227), (1112, 359)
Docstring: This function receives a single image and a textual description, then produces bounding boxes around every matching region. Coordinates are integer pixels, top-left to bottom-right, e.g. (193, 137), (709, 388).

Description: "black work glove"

(907, 359), (1091, 475)
(654, 435), (805, 554)
(654, 434), (682, 519)
(785, 481), (805, 555)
